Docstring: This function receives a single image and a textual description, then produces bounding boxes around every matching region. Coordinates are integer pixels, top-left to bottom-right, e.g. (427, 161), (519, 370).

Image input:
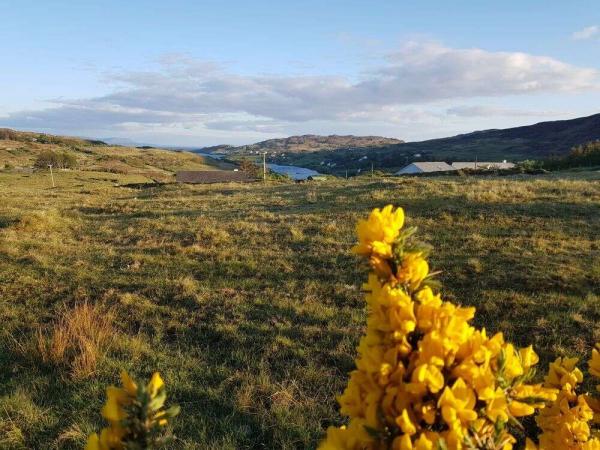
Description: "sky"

(1, 0), (599, 146)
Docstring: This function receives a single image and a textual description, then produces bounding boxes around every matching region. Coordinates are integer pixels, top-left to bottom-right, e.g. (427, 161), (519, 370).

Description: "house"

(451, 161), (515, 170)
(395, 162), (457, 175)
(175, 171), (254, 184)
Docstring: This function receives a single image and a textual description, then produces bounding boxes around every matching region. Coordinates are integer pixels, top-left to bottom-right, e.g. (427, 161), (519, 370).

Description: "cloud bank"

(1, 41), (598, 142)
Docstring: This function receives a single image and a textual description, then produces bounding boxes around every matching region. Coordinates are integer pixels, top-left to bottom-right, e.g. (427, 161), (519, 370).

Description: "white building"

(451, 161), (515, 170)
(395, 162), (456, 175)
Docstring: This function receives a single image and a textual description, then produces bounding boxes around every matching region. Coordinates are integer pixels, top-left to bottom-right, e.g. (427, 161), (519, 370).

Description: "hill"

(218, 134), (403, 155)
(0, 128), (234, 182)
(267, 113), (600, 174)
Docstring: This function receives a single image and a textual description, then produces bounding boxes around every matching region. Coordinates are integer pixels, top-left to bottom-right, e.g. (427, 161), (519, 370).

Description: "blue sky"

(1, 0), (599, 146)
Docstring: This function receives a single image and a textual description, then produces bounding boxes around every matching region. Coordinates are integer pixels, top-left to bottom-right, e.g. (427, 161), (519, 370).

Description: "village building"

(395, 161), (515, 175)
(451, 161), (515, 170)
(395, 162), (456, 175)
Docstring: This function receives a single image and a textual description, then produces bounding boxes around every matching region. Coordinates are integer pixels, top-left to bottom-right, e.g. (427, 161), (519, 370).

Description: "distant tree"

(34, 150), (77, 169)
(238, 158), (261, 178)
(543, 140), (600, 170)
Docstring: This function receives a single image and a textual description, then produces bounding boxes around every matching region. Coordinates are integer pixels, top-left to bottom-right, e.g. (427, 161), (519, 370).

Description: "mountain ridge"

(261, 113), (600, 174)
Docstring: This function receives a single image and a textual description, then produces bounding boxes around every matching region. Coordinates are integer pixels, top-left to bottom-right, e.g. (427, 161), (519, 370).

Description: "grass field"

(1, 168), (599, 449)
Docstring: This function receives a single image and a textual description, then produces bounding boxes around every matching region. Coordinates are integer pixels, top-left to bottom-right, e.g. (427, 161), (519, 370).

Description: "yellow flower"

(397, 409), (418, 435)
(438, 378), (477, 430)
(85, 433), (101, 450)
(519, 345), (539, 370)
(120, 371), (138, 396)
(396, 252), (429, 291)
(321, 206), (579, 450)
(411, 364), (445, 394)
(512, 384), (557, 407)
(318, 419), (373, 450)
(88, 371), (177, 450)
(481, 387), (509, 422)
(589, 344), (600, 379)
(101, 386), (128, 422)
(352, 205), (404, 258)
(502, 344), (524, 380)
(509, 400), (535, 417)
(545, 357), (583, 389)
(147, 372), (164, 397)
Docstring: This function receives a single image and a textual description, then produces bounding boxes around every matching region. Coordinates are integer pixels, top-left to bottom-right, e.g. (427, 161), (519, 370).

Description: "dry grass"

(0, 169), (598, 448)
(35, 303), (115, 379)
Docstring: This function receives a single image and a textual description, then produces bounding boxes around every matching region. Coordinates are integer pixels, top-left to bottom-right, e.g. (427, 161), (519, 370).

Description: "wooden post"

(48, 164), (55, 188)
(371, 162), (374, 177)
(263, 152), (266, 182)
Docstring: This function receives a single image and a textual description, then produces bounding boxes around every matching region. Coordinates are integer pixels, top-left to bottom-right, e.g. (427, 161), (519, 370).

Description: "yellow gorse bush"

(320, 205), (600, 450)
(86, 371), (179, 450)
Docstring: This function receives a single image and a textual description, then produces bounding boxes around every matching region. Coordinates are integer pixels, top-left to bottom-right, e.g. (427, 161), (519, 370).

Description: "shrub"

(34, 150), (77, 169)
(238, 158), (261, 178)
(319, 205), (600, 450)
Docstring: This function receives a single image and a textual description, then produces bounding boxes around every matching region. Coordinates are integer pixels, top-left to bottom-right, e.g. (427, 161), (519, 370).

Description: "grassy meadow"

(1, 167), (599, 449)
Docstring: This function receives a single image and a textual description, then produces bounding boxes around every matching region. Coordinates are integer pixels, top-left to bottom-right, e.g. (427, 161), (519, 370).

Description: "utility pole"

(48, 164), (55, 188)
(262, 152), (266, 182)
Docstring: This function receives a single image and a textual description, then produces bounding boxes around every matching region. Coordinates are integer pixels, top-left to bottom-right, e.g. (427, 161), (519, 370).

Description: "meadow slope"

(0, 170), (599, 449)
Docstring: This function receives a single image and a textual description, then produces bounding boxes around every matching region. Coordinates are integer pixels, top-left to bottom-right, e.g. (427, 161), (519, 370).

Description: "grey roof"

(395, 162), (456, 175)
(451, 162), (515, 170)
(176, 171), (254, 184)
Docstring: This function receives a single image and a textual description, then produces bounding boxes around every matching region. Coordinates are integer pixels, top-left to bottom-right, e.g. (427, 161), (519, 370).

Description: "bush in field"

(238, 158), (262, 178)
(34, 150), (77, 169)
(319, 205), (600, 450)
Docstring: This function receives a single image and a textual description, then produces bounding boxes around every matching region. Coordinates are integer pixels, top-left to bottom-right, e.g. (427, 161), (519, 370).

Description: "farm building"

(451, 161), (515, 170)
(395, 162), (456, 175)
(175, 171), (254, 184)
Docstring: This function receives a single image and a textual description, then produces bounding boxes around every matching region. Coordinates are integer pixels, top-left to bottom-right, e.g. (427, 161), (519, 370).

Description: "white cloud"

(572, 25), (600, 40)
(1, 41), (599, 142)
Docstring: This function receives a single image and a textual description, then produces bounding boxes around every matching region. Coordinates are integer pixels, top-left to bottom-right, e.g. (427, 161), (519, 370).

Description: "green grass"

(0, 169), (599, 449)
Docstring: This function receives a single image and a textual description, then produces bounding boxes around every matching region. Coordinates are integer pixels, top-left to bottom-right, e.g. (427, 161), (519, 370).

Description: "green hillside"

(0, 129), (233, 182)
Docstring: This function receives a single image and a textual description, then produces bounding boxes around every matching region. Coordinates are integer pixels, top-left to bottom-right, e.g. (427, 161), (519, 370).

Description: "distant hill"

(219, 134), (404, 155)
(0, 129), (233, 181)
(271, 113), (600, 174)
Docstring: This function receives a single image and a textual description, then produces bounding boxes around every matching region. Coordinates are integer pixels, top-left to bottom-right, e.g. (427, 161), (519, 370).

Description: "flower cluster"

(86, 371), (179, 450)
(526, 349), (600, 449)
(320, 205), (568, 450)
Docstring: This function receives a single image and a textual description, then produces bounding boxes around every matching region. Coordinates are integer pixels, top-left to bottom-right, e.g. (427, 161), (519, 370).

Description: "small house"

(395, 162), (456, 175)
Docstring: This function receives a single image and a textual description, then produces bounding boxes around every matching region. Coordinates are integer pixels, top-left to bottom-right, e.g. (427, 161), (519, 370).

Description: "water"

(194, 151), (321, 180)
(193, 151), (224, 160)
(266, 163), (321, 180)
